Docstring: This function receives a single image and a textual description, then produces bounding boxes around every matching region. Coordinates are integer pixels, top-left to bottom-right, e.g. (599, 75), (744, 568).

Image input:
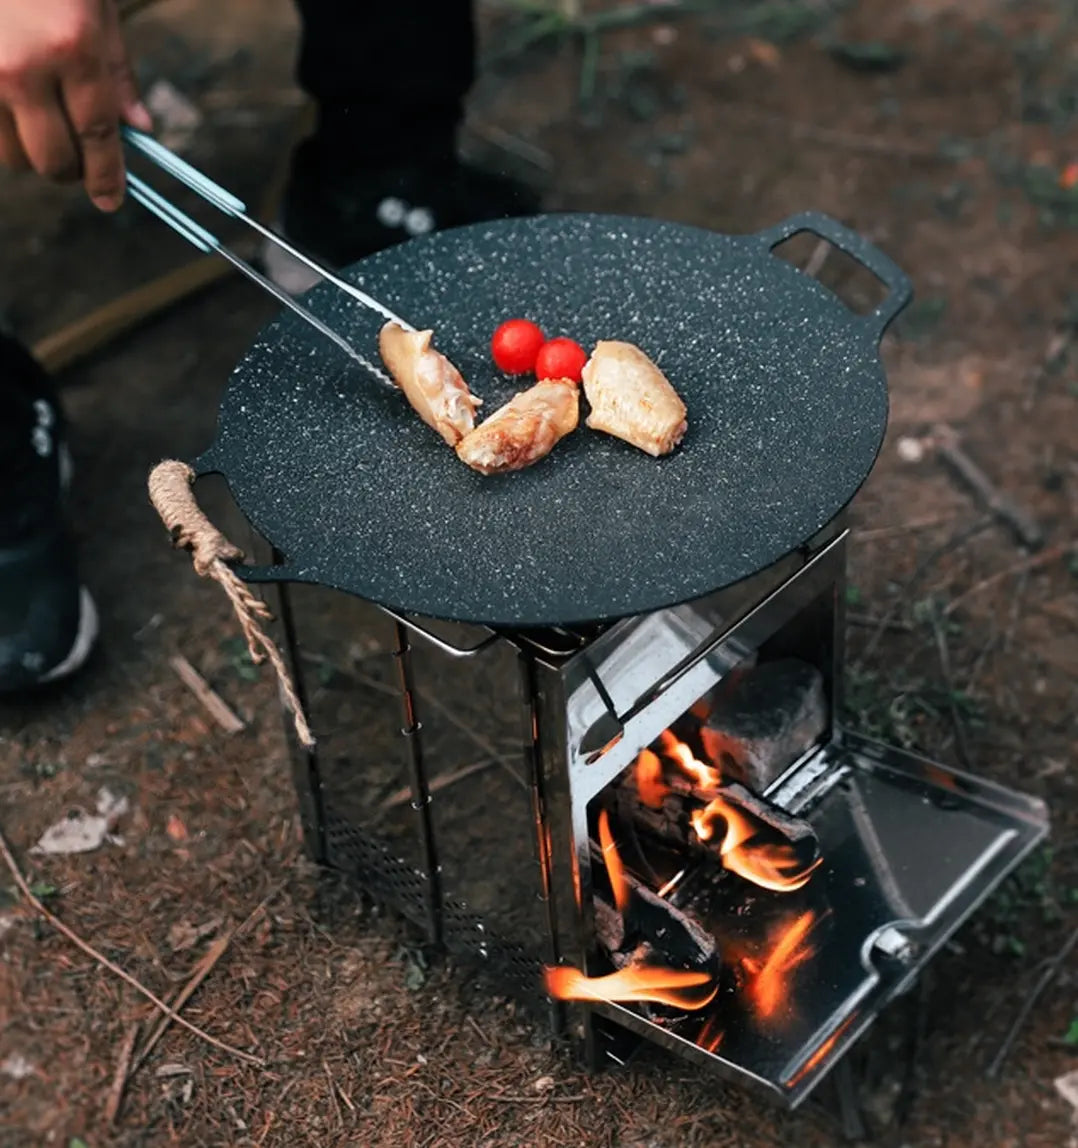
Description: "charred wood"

(589, 839), (719, 973)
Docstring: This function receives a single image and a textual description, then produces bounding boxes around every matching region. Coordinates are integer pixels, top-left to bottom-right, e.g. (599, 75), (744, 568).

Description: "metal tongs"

(121, 127), (414, 382)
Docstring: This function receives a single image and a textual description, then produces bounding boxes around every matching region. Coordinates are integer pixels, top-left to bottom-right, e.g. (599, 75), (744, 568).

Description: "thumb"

(101, 0), (153, 131)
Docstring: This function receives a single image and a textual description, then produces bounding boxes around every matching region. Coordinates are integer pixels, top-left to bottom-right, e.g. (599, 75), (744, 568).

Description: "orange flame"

(544, 964), (719, 1010)
(691, 795), (820, 893)
(598, 809), (630, 914)
(634, 748), (668, 809)
(659, 729), (721, 790)
(750, 911), (817, 1019)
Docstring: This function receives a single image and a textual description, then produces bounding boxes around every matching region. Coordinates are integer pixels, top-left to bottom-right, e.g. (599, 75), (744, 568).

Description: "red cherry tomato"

(491, 319), (546, 375)
(535, 337), (588, 383)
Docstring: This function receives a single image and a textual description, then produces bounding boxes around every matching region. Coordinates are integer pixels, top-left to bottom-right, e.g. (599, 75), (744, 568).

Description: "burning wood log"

(618, 768), (817, 850)
(589, 838), (719, 975)
(614, 760), (821, 893)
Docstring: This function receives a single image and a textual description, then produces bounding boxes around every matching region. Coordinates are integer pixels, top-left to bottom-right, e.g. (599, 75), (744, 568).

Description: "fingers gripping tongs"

(120, 127), (414, 384)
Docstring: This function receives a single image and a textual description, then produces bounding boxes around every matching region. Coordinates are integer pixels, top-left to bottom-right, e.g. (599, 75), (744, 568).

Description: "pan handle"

(756, 211), (912, 337)
(187, 447), (306, 586)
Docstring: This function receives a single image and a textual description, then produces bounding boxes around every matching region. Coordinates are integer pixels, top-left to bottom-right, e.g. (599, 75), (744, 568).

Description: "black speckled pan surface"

(193, 212), (911, 628)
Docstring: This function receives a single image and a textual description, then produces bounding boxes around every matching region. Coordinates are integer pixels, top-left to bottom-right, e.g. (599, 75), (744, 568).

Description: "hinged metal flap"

(595, 732), (1048, 1108)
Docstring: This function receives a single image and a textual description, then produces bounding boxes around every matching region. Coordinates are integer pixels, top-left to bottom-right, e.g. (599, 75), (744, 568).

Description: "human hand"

(0, 0), (152, 211)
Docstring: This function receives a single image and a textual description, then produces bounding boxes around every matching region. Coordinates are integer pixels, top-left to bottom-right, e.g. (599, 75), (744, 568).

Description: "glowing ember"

(750, 911), (818, 1019)
(544, 964), (719, 1009)
(635, 748), (668, 809)
(598, 809), (630, 914)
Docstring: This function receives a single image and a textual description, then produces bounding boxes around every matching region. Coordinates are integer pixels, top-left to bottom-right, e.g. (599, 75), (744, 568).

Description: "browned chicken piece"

(378, 322), (483, 446)
(581, 341), (687, 457)
(455, 378), (580, 475)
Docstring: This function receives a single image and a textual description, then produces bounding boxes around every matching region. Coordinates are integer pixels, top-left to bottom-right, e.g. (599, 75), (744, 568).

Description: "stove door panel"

(592, 732), (1048, 1108)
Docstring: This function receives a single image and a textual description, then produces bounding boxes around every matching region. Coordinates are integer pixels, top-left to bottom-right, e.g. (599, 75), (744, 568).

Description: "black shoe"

(264, 138), (542, 292)
(0, 337), (97, 693)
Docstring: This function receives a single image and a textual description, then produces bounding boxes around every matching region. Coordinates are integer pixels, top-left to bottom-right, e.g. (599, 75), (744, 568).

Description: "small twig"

(463, 119), (554, 172)
(379, 759), (497, 810)
(488, 1092), (587, 1103)
(1023, 325), (1075, 412)
(324, 1060), (344, 1131)
(130, 931), (233, 1075)
(357, 668), (529, 791)
(0, 821), (263, 1066)
(853, 516), (994, 670)
(932, 424), (1044, 550)
(103, 1021), (141, 1125)
(929, 610), (973, 771)
(986, 923), (1078, 1078)
(466, 1015), (493, 1046)
(417, 687), (526, 789)
(723, 101), (945, 161)
(853, 514), (960, 541)
(802, 239), (831, 279)
(847, 612), (913, 633)
(1038, 599), (1078, 627)
(943, 543), (1073, 617)
(169, 654), (246, 735)
(131, 882), (283, 1076)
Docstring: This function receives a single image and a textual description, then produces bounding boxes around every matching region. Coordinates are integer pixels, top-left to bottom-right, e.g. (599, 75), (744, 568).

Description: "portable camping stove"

(146, 190), (1049, 1111)
(268, 519), (1047, 1108)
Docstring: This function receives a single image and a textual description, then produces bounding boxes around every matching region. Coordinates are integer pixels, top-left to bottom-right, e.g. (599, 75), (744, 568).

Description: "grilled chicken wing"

(581, 341), (687, 457)
(379, 322), (482, 446)
(456, 378), (579, 475)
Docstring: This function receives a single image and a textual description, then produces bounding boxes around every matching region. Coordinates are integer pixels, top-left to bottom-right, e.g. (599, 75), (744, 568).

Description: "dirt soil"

(2, 1), (1077, 1145)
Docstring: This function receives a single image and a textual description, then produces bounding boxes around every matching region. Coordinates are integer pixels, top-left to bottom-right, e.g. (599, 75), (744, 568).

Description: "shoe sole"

(38, 586), (98, 684)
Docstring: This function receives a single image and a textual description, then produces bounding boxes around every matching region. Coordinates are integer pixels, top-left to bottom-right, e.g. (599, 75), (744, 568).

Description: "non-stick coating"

(198, 213), (907, 628)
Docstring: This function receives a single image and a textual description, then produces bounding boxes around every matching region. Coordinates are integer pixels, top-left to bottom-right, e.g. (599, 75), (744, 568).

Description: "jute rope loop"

(148, 460), (314, 748)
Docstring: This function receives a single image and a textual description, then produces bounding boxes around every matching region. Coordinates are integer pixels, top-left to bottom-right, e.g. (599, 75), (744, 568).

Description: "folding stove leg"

(518, 653), (565, 1037)
(392, 621), (444, 947)
(267, 552), (327, 864)
(833, 1056), (868, 1142)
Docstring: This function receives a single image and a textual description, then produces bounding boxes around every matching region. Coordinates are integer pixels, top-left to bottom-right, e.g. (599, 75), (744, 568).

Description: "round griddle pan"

(192, 212), (910, 628)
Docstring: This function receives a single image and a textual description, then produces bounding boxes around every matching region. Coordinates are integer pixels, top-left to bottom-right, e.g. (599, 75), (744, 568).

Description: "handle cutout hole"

(194, 472), (286, 570)
(770, 234), (888, 316)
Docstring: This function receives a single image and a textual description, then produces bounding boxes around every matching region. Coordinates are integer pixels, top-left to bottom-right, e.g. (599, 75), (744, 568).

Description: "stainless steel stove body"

(281, 519), (1047, 1109)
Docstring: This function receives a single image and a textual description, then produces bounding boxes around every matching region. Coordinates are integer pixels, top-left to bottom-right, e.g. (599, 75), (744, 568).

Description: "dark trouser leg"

(293, 0), (476, 170)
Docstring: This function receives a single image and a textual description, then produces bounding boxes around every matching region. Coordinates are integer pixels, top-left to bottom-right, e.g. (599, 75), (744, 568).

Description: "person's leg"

(294, 0), (476, 171)
(0, 333), (97, 693)
(268, 0), (539, 288)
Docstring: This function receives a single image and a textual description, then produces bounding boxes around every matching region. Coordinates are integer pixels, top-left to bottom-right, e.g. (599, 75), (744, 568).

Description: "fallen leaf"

(168, 916), (223, 952)
(96, 786), (130, 827)
(166, 814), (188, 842)
(34, 813), (107, 856)
(31, 788), (131, 856)
(744, 38), (781, 69)
(1, 1053), (34, 1080)
(533, 1074), (556, 1093)
(1056, 1068), (1078, 1111)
